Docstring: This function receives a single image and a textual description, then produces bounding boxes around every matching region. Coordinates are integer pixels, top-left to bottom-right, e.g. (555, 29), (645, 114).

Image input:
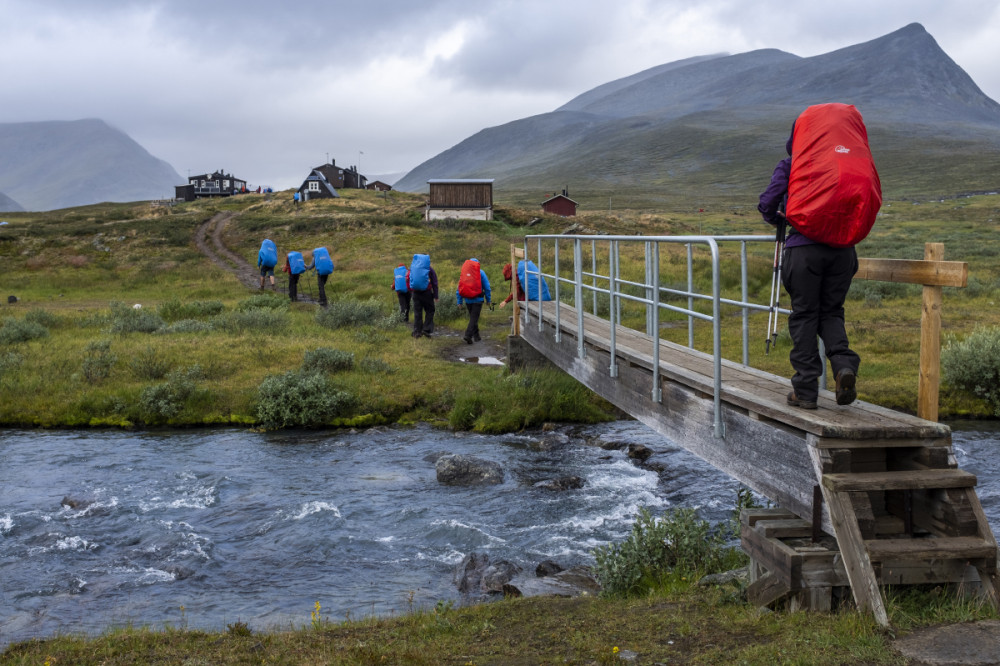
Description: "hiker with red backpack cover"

(456, 258), (492, 344)
(758, 103), (881, 410)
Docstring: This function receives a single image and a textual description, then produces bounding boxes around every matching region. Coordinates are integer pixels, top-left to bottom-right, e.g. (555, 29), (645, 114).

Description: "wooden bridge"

(511, 236), (998, 626)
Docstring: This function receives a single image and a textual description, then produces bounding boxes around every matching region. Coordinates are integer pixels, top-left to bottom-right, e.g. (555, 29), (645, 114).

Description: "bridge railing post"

(537, 238), (544, 333)
(651, 242), (662, 403)
(574, 238), (585, 359)
(645, 241), (654, 336)
(741, 241), (750, 366)
(609, 240), (618, 378)
(709, 238), (725, 438)
(592, 239), (598, 316)
(686, 243), (695, 348)
(553, 239), (561, 343)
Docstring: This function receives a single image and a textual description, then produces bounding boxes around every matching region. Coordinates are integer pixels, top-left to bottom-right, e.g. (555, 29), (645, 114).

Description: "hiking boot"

(787, 391), (817, 410)
(835, 369), (857, 406)
(463, 337), (473, 345)
(473, 334), (481, 342)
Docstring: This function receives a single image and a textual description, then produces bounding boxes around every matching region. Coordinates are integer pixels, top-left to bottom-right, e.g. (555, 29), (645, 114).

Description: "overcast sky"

(2, 0), (998, 189)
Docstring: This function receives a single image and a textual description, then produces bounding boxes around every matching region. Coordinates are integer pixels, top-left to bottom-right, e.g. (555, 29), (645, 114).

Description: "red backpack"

(458, 259), (483, 299)
(786, 103), (882, 248)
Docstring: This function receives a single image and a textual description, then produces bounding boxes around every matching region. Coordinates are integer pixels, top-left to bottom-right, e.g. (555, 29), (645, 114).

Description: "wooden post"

(511, 244), (521, 337)
(918, 243), (943, 422)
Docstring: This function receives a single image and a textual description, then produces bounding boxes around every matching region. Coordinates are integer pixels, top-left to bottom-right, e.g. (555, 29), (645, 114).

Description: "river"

(1, 421), (998, 646)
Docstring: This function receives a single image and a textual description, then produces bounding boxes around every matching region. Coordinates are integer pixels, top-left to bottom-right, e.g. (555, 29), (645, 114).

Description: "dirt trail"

(194, 212), (260, 290)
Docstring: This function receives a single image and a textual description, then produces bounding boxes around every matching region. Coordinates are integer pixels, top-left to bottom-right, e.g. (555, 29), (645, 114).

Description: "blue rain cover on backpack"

(410, 254), (431, 291)
(259, 239), (277, 267)
(393, 265), (408, 292)
(518, 260), (551, 301)
(313, 247), (334, 275)
(288, 251), (306, 275)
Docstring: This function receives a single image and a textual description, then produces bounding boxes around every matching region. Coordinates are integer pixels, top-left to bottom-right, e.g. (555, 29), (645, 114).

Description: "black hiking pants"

(397, 291), (412, 322)
(412, 289), (435, 336)
(317, 273), (329, 306)
(289, 273), (300, 301)
(464, 302), (483, 341)
(781, 243), (860, 402)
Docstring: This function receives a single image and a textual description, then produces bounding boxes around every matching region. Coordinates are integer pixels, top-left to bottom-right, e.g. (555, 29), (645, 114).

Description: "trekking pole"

(765, 213), (788, 354)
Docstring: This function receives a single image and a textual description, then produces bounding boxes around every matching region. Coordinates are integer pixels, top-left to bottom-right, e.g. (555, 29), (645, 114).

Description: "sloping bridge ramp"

(520, 300), (999, 625)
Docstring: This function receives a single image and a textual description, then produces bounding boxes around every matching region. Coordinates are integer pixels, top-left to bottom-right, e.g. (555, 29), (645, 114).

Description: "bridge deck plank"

(535, 303), (949, 441)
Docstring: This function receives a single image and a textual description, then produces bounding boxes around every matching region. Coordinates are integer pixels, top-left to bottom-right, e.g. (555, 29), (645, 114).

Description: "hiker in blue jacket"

(284, 251), (307, 302)
(257, 239), (277, 289)
(456, 259), (492, 344)
(305, 247), (334, 307)
(758, 128), (860, 410)
(409, 254), (438, 338)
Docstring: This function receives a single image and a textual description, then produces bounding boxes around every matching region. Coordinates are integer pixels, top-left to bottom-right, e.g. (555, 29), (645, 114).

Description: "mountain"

(0, 190), (24, 213)
(395, 23), (1000, 203)
(0, 119), (182, 211)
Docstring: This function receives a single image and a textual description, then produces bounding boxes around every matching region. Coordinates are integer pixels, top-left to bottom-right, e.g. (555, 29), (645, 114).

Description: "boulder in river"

(435, 454), (504, 486)
(533, 476), (585, 491)
(626, 443), (653, 462)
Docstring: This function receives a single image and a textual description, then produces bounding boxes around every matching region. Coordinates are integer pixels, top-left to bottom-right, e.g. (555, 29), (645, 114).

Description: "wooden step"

(823, 469), (977, 492)
(754, 518), (813, 539)
(865, 536), (996, 562)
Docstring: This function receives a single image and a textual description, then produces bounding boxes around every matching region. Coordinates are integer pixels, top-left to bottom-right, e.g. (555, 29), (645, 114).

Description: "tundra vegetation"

(1, 190), (999, 662)
(1, 190), (999, 428)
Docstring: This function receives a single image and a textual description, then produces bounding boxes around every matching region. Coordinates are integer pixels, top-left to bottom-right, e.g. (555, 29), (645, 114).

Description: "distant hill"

(395, 23), (1000, 204)
(0, 119), (182, 211)
(0, 190), (23, 213)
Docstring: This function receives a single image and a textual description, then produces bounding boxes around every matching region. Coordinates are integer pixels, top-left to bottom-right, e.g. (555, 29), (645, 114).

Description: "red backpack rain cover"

(458, 259), (483, 299)
(786, 103), (882, 248)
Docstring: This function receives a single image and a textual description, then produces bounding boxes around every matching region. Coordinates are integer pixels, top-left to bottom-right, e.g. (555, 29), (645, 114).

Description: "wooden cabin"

(175, 170), (247, 201)
(310, 161), (367, 189)
(541, 191), (578, 217)
(366, 180), (393, 192)
(425, 179), (494, 221)
(296, 169), (340, 201)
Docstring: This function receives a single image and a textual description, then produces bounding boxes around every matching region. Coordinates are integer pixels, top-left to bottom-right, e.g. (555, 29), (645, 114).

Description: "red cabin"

(541, 192), (578, 217)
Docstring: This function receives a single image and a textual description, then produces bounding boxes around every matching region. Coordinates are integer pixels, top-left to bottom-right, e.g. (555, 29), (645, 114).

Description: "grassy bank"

(3, 576), (997, 665)
(1, 190), (999, 429)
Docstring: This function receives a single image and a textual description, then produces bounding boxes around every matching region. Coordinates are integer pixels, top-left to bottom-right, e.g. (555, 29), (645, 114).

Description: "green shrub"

(315, 298), (386, 329)
(159, 319), (215, 334)
(256, 370), (355, 428)
(237, 293), (288, 312)
(130, 345), (171, 380)
(0, 318), (49, 345)
(24, 308), (61, 329)
(0, 350), (23, 377)
(434, 298), (464, 322)
(943, 326), (1000, 415)
(448, 369), (612, 432)
(592, 506), (736, 598)
(302, 347), (354, 373)
(215, 308), (288, 334)
(138, 365), (204, 423)
(82, 339), (117, 384)
(108, 301), (165, 335)
(158, 299), (225, 322)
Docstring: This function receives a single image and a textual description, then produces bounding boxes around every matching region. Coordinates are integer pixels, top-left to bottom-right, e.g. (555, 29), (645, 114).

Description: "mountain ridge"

(0, 119), (182, 211)
(395, 23), (1000, 202)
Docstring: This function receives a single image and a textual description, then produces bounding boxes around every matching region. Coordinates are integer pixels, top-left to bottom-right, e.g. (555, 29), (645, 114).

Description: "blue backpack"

(313, 247), (334, 275)
(518, 260), (551, 301)
(288, 251), (306, 275)
(393, 265), (408, 292)
(258, 239), (277, 268)
(410, 254), (431, 291)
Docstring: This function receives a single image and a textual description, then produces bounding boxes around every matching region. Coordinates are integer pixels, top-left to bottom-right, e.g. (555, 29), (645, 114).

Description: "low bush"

(0, 350), (23, 377)
(448, 369), (613, 432)
(158, 299), (226, 322)
(108, 301), (165, 335)
(130, 345), (171, 380)
(359, 357), (395, 374)
(24, 308), (62, 329)
(433, 298), (465, 322)
(942, 326), (1000, 416)
(592, 506), (741, 598)
(0, 318), (49, 345)
(215, 308), (288, 334)
(315, 298), (386, 329)
(138, 365), (205, 423)
(159, 319), (215, 334)
(82, 339), (117, 384)
(256, 370), (355, 428)
(302, 347), (354, 373)
(236, 293), (288, 312)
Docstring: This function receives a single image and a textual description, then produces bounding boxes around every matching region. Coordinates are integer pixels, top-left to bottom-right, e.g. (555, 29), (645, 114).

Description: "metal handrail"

(520, 234), (791, 439)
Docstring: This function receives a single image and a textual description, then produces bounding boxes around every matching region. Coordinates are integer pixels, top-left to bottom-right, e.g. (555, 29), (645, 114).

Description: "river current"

(1, 421), (998, 646)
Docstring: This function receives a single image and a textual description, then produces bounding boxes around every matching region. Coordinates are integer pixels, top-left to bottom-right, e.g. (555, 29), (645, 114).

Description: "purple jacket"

(757, 133), (813, 248)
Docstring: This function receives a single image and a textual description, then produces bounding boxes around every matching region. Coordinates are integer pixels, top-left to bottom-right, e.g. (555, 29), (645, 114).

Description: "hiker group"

(392, 254), (550, 343)
(257, 239), (335, 306)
